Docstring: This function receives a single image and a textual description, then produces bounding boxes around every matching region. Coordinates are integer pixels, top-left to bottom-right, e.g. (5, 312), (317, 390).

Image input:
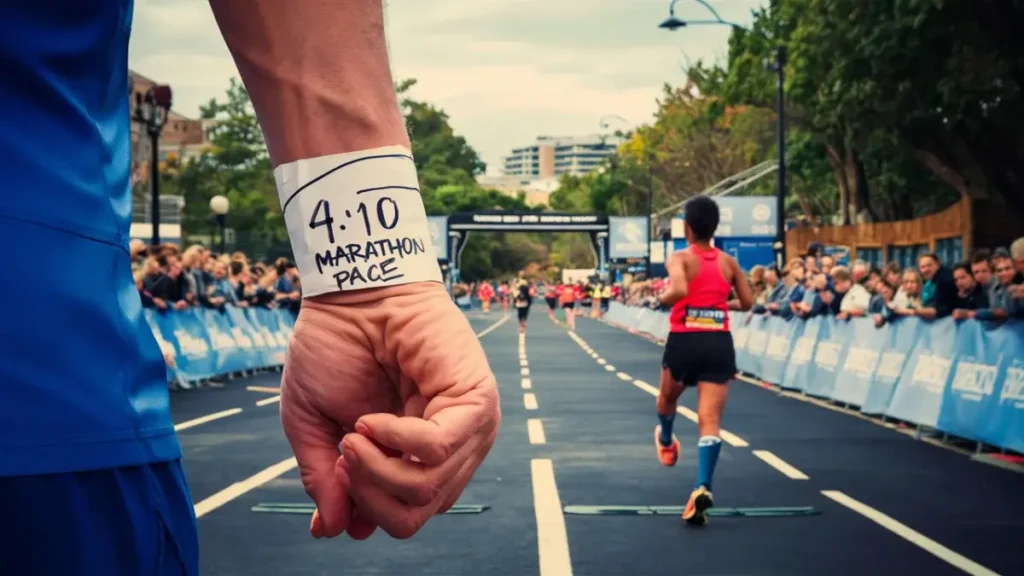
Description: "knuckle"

(384, 513), (424, 540)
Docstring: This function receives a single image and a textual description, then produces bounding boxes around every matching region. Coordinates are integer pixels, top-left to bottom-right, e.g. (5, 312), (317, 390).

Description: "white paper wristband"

(273, 145), (443, 298)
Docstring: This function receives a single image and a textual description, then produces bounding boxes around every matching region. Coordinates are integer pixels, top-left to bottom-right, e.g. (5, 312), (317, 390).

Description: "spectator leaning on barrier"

(145, 251), (191, 310)
(969, 249), (996, 292)
(832, 265), (872, 320)
(1011, 237), (1024, 284)
(983, 249), (1024, 320)
(915, 253), (957, 319)
(951, 263), (990, 320)
(889, 268), (924, 318)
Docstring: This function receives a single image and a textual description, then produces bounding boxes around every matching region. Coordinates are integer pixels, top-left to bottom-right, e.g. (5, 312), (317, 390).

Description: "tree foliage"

(549, 0), (1020, 229)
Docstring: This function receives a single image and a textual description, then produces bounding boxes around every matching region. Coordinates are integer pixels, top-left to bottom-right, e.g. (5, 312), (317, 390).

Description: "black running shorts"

(517, 305), (530, 321)
(561, 301), (574, 309)
(546, 297), (557, 310)
(661, 331), (736, 387)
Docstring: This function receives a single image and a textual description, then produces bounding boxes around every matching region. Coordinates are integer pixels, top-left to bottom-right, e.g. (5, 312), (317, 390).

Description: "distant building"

(476, 175), (561, 207)
(502, 134), (620, 179)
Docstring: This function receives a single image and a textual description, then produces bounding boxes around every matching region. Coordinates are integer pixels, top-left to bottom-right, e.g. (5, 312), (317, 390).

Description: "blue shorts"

(0, 459), (199, 575)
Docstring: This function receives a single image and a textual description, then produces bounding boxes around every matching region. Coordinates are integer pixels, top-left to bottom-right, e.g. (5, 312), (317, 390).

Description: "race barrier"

(143, 307), (297, 385)
(604, 302), (1024, 454)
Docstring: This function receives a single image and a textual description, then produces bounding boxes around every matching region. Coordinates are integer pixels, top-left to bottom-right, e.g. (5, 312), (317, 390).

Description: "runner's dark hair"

(684, 195), (719, 242)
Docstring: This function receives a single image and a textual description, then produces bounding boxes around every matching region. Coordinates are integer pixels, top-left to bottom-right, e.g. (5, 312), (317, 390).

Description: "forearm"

(209, 0), (406, 166)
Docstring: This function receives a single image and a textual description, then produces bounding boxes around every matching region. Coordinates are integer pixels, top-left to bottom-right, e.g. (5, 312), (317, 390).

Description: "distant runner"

(514, 276), (535, 334)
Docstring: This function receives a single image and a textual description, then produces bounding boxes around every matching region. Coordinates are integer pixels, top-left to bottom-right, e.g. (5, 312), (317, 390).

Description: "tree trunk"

(825, 144), (852, 225)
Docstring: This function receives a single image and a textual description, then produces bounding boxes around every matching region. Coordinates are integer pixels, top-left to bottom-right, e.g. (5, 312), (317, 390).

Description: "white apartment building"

(502, 134), (620, 178)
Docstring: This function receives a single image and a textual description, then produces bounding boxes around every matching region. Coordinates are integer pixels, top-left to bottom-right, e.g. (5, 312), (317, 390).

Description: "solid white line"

(521, 367), (531, 376)
(616, 372), (632, 381)
(821, 491), (999, 576)
(522, 378), (532, 390)
(174, 408), (243, 432)
(596, 358), (607, 365)
(631, 380), (750, 447)
(531, 459), (573, 576)
(752, 450), (809, 480)
(604, 365), (616, 372)
(194, 457), (298, 518)
(255, 395), (281, 407)
(476, 314), (510, 339)
(524, 393), (539, 410)
(527, 419), (547, 444)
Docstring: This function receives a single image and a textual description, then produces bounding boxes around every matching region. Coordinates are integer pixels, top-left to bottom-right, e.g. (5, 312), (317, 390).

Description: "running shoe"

(653, 425), (680, 467)
(682, 486), (713, 526)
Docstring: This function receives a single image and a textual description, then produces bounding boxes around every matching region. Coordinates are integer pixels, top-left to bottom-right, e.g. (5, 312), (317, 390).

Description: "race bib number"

(683, 307), (727, 330)
(274, 146), (443, 297)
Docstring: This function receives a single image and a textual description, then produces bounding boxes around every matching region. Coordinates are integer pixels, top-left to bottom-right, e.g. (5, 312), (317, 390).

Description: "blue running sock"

(657, 413), (675, 446)
(696, 436), (722, 490)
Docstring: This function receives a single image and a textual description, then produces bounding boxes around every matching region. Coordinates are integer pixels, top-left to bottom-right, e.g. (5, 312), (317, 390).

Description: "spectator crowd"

(623, 238), (1024, 326)
(129, 240), (302, 316)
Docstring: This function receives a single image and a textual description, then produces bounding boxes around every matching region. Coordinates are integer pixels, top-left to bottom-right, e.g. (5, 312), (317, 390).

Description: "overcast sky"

(129, 0), (760, 174)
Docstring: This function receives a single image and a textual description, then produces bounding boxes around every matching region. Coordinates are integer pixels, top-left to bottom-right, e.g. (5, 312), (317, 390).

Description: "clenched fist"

(280, 282), (500, 540)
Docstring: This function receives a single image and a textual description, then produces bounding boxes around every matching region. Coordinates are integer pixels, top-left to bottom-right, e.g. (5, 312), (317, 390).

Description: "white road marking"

(524, 393), (539, 410)
(520, 359), (529, 367)
(590, 353), (599, 359)
(604, 365), (616, 372)
(521, 367), (531, 376)
(821, 491), (999, 576)
(194, 457), (298, 518)
(616, 372), (632, 381)
(631, 380), (749, 447)
(596, 358), (607, 365)
(477, 314), (510, 338)
(752, 450), (809, 480)
(531, 459), (573, 576)
(522, 378), (532, 390)
(174, 408), (243, 432)
(255, 395), (281, 407)
(527, 419), (547, 444)
(246, 386), (281, 393)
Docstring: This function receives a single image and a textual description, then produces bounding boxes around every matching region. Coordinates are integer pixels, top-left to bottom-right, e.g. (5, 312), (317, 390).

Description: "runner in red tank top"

(654, 195), (753, 527)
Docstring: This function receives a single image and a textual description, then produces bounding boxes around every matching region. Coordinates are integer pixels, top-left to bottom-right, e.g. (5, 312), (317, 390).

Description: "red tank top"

(669, 246), (732, 333)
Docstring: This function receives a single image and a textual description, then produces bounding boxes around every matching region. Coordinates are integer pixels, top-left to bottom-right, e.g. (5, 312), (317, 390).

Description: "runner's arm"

(727, 257), (754, 311)
(659, 252), (688, 306)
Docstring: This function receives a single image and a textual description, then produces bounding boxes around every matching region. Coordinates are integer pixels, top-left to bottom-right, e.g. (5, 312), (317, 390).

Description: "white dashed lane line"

(527, 419), (547, 444)
(524, 393), (539, 410)
(616, 372), (632, 381)
(752, 450), (809, 480)
(174, 408), (243, 432)
(521, 378), (532, 390)
(821, 491), (998, 576)
(255, 395), (281, 407)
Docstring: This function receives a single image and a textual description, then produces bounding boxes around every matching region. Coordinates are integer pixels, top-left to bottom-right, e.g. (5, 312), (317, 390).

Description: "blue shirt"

(0, 1), (180, 475)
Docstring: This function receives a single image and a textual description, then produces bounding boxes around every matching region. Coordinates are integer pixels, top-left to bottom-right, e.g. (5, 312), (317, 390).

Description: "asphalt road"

(172, 308), (1024, 576)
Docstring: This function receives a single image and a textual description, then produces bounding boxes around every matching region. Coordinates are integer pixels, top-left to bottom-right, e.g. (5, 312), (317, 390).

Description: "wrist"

(306, 281), (445, 308)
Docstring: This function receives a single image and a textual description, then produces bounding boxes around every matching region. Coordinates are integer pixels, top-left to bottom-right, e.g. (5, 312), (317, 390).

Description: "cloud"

(129, 0), (761, 172)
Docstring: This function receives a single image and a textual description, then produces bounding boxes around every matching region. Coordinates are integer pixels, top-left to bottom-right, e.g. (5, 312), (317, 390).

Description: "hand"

(281, 282), (500, 540)
(836, 311), (849, 321)
(174, 300), (189, 310)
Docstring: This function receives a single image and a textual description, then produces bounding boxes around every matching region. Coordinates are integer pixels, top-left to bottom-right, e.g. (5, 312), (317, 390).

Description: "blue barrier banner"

(203, 308), (246, 375)
(225, 307), (262, 370)
(885, 318), (957, 427)
(989, 325), (1024, 453)
(782, 316), (819, 392)
(860, 318), (920, 415)
(600, 303), (1024, 454)
(803, 317), (845, 399)
(936, 320), (1002, 444)
(831, 318), (883, 407)
(760, 316), (802, 385)
(168, 309), (220, 380)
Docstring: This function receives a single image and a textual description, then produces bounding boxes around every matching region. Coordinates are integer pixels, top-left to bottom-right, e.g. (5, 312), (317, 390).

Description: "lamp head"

(149, 85), (173, 111)
(209, 195), (230, 216)
(659, 16), (687, 31)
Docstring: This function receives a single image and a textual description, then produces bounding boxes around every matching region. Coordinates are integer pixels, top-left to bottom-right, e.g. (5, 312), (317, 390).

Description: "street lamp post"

(659, 0), (788, 269)
(131, 84), (174, 246)
(209, 195), (230, 254)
